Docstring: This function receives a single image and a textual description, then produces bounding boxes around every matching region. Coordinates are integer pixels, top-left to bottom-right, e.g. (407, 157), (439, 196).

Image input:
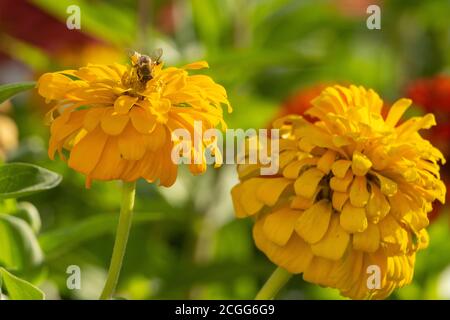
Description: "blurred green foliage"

(0, 0), (449, 300)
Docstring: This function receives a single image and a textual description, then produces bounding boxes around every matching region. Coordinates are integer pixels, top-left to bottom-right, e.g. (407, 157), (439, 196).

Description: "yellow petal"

(372, 172), (398, 196)
(90, 137), (126, 181)
(370, 147), (389, 172)
(231, 184), (247, 218)
(349, 176), (370, 207)
(331, 159), (351, 178)
(303, 256), (335, 287)
(263, 207), (302, 246)
(367, 182), (390, 223)
(351, 151), (372, 176)
(340, 202), (368, 233)
(332, 191), (349, 211)
(68, 126), (108, 174)
(143, 124), (166, 151)
(353, 223), (380, 252)
(291, 194), (316, 210)
(117, 124), (146, 160)
(129, 107), (156, 134)
(294, 168), (324, 198)
(311, 215), (350, 260)
(378, 215), (408, 255)
(38, 73), (75, 100)
(330, 169), (353, 192)
(182, 61), (209, 70)
(114, 95), (138, 114)
(283, 158), (318, 179)
(84, 108), (106, 131)
(240, 178), (265, 216)
(385, 98), (411, 127)
(100, 109), (129, 135)
(254, 218), (313, 273)
(317, 150), (336, 174)
(257, 178), (292, 206)
(294, 199), (331, 244)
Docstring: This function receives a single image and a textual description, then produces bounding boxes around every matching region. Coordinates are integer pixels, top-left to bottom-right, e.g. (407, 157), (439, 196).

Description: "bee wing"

(125, 48), (140, 65)
(124, 48), (137, 58)
(150, 48), (163, 63)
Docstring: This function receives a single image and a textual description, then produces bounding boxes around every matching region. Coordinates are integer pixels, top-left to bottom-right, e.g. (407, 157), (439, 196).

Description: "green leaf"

(39, 212), (167, 259)
(0, 82), (35, 104)
(0, 214), (44, 270)
(0, 163), (62, 199)
(0, 268), (45, 300)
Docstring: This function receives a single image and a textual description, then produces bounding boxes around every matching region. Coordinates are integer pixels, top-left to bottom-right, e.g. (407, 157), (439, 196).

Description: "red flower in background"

(407, 75), (450, 222)
(274, 84), (327, 123)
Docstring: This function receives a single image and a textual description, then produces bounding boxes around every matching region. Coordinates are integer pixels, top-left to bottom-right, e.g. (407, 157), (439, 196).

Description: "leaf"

(0, 268), (45, 300)
(0, 163), (62, 199)
(0, 214), (44, 270)
(39, 212), (168, 259)
(0, 82), (35, 104)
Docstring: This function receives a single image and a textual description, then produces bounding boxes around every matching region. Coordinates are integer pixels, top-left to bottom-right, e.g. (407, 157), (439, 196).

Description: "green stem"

(100, 181), (136, 300)
(255, 267), (292, 300)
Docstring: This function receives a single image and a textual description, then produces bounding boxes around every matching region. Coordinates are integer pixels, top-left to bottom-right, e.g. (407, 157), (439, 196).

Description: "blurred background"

(0, 0), (450, 299)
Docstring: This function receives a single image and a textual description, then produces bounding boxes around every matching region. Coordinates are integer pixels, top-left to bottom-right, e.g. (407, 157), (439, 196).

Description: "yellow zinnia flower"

(232, 85), (445, 299)
(37, 53), (231, 187)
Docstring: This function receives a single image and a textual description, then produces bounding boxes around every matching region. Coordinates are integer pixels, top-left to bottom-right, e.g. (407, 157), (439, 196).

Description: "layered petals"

(231, 84), (445, 299)
(37, 55), (231, 186)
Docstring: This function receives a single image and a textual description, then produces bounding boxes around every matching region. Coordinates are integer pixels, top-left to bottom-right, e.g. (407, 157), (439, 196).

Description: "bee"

(126, 48), (163, 84)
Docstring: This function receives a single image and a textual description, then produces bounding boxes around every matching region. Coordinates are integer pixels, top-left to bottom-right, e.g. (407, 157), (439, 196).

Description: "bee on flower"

(232, 85), (445, 299)
(37, 49), (231, 187)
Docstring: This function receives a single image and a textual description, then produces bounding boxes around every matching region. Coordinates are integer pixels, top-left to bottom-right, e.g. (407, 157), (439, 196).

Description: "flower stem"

(100, 181), (136, 300)
(255, 267), (292, 300)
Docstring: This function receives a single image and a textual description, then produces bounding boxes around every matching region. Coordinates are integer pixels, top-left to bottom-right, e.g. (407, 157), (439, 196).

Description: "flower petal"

(294, 199), (331, 244)
(317, 150), (336, 174)
(349, 176), (370, 207)
(254, 218), (313, 274)
(263, 207), (302, 246)
(331, 159), (351, 178)
(332, 191), (349, 211)
(118, 124), (146, 160)
(372, 172), (398, 196)
(257, 178), (292, 206)
(114, 95), (138, 114)
(340, 202), (368, 233)
(130, 107), (157, 134)
(182, 61), (209, 70)
(311, 215), (350, 260)
(352, 151), (372, 176)
(100, 109), (129, 135)
(294, 168), (324, 198)
(353, 223), (380, 253)
(68, 126), (108, 174)
(330, 169), (353, 192)
(366, 182), (390, 223)
(385, 98), (411, 127)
